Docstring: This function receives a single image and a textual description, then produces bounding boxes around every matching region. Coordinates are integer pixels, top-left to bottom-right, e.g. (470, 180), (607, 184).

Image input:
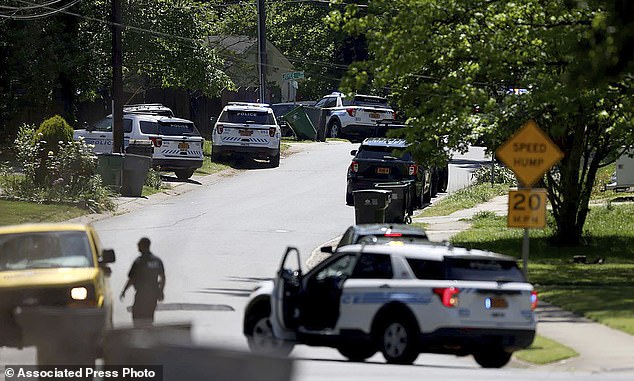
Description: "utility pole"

(257, 0), (267, 103)
(112, 0), (124, 153)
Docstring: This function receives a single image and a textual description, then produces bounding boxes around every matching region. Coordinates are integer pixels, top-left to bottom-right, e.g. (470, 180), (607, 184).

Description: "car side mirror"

(320, 246), (333, 254)
(350, 150), (357, 156)
(99, 249), (116, 264)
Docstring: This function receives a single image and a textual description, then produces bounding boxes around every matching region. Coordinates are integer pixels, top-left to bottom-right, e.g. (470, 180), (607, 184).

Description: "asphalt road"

(3, 142), (629, 381)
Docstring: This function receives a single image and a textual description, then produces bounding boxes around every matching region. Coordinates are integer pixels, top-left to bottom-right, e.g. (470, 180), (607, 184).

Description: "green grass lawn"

(452, 203), (634, 335)
(514, 335), (578, 364)
(416, 183), (509, 217)
(0, 199), (87, 226)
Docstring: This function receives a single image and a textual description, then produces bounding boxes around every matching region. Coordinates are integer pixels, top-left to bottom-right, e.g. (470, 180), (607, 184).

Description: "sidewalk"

(414, 196), (634, 374)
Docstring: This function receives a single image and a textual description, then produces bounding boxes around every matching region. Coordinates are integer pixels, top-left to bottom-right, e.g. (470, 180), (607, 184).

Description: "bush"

(144, 168), (163, 189)
(36, 115), (74, 154)
(472, 163), (517, 185)
(0, 124), (114, 212)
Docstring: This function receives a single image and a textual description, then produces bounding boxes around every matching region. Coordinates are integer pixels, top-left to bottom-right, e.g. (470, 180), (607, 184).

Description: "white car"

(74, 112), (204, 179)
(315, 92), (396, 141)
(243, 243), (538, 368)
(211, 103), (281, 167)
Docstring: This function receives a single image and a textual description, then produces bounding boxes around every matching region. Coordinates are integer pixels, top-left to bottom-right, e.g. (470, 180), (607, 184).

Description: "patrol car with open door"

(243, 243), (537, 367)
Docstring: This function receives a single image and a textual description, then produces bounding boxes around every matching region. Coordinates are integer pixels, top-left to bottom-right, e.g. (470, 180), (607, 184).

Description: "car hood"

(0, 268), (100, 289)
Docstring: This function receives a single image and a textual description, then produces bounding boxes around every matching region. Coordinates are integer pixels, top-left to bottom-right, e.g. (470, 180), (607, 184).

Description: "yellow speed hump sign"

(496, 120), (564, 187)
(508, 189), (548, 228)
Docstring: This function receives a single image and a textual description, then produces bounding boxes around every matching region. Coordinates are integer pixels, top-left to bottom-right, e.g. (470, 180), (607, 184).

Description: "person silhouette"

(120, 237), (165, 327)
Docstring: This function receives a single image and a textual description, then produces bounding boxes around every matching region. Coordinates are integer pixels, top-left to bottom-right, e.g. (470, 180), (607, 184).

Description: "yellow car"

(0, 223), (115, 358)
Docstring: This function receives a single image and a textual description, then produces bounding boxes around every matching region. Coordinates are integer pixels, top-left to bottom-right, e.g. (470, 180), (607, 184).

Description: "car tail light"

(408, 164), (418, 176)
(149, 137), (162, 147)
(384, 233), (402, 237)
(350, 161), (359, 173)
(269, 127), (276, 137)
(433, 287), (460, 308)
(216, 124), (224, 134)
(346, 108), (357, 117)
(530, 291), (538, 310)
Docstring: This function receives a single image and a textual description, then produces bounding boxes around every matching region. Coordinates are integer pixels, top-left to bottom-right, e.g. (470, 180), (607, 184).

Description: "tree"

(334, 0), (634, 245)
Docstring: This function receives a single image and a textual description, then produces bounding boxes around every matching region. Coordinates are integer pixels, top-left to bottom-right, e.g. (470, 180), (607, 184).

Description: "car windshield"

(139, 120), (201, 136)
(357, 146), (411, 160)
(444, 257), (526, 282)
(0, 231), (94, 271)
(219, 110), (275, 125)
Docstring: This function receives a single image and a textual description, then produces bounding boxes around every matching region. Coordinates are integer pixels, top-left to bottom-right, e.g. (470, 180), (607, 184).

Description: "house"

(208, 35), (295, 103)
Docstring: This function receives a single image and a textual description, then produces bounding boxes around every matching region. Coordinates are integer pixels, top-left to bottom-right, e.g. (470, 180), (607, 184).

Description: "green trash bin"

(283, 106), (317, 140)
(353, 189), (391, 224)
(374, 181), (415, 223)
(121, 153), (151, 197)
(96, 153), (124, 192)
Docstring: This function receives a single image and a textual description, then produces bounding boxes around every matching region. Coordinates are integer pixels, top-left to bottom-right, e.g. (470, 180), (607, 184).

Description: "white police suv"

(243, 243), (537, 367)
(74, 111), (204, 179)
(212, 102), (281, 167)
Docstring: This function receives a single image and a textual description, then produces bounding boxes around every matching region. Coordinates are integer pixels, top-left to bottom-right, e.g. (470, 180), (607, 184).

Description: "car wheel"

(270, 151), (280, 168)
(439, 166), (449, 192)
(377, 317), (419, 365)
(212, 149), (222, 162)
(174, 169), (194, 180)
(338, 344), (377, 362)
(245, 306), (293, 357)
(473, 348), (512, 368)
(329, 120), (341, 139)
(346, 192), (354, 206)
(431, 173), (439, 198)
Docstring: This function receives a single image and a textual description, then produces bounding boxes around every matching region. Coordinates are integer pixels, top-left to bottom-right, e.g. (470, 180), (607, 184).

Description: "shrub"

(472, 163), (517, 186)
(144, 168), (163, 189)
(36, 115), (74, 154)
(1, 125), (114, 212)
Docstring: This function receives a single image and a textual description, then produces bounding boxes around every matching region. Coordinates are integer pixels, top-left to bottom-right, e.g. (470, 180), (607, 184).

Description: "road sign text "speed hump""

(496, 120), (564, 187)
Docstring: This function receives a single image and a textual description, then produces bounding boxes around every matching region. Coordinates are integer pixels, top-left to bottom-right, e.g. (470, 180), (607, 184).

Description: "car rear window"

(219, 110), (275, 125)
(444, 257), (526, 282)
(343, 96), (389, 107)
(139, 121), (201, 136)
(357, 146), (412, 160)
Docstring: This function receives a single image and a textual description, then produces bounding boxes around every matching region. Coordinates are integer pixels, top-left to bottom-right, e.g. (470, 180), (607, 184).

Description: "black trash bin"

(352, 189), (391, 224)
(121, 153), (152, 197)
(374, 181), (415, 223)
(126, 139), (154, 158)
(96, 153), (124, 193)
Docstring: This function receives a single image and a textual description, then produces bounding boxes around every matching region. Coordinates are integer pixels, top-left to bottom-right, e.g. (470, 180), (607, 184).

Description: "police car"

(243, 243), (537, 368)
(74, 111), (204, 179)
(211, 103), (281, 167)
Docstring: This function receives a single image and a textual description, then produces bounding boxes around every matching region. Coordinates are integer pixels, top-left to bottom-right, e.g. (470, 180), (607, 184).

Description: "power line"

(0, 0), (81, 20)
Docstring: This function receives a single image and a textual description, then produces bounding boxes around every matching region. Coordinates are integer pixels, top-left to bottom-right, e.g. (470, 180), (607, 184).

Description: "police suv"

(74, 108), (204, 179)
(243, 243), (537, 368)
(315, 92), (396, 141)
(212, 103), (281, 167)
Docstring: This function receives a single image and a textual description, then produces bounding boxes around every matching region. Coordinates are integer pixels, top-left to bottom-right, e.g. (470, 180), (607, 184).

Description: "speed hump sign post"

(508, 189), (547, 228)
(496, 120), (564, 277)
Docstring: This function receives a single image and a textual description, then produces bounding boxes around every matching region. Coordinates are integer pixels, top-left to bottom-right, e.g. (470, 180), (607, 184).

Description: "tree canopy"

(333, 0), (634, 245)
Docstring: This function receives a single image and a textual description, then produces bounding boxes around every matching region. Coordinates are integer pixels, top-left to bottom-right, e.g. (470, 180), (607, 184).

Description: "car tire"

(422, 181), (432, 205)
(329, 120), (341, 139)
(376, 317), (419, 365)
(212, 149), (222, 163)
(174, 169), (195, 180)
(271, 151), (280, 168)
(431, 172), (439, 198)
(338, 344), (377, 362)
(346, 192), (354, 206)
(439, 166), (449, 192)
(473, 348), (512, 368)
(245, 305), (294, 357)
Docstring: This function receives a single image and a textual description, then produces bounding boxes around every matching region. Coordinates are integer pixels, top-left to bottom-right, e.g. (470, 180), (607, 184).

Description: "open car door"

(273, 247), (303, 331)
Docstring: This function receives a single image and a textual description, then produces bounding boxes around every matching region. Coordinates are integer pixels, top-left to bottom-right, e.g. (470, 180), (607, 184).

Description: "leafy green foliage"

(36, 115), (74, 154)
(416, 183), (509, 217)
(335, 0), (634, 245)
(471, 164), (517, 186)
(0, 125), (113, 212)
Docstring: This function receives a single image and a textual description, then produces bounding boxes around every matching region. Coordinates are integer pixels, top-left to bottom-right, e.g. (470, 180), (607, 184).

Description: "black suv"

(346, 138), (448, 207)
(320, 224), (429, 254)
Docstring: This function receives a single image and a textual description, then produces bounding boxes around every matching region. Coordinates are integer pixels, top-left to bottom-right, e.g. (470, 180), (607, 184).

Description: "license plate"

(239, 129), (253, 136)
(486, 297), (508, 309)
(377, 167), (390, 174)
(369, 112), (381, 119)
(178, 142), (189, 151)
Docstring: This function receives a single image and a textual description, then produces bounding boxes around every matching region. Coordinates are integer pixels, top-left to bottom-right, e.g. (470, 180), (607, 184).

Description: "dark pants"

(132, 292), (158, 327)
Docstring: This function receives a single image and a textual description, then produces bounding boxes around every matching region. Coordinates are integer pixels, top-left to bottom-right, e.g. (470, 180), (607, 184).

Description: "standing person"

(120, 237), (166, 327)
